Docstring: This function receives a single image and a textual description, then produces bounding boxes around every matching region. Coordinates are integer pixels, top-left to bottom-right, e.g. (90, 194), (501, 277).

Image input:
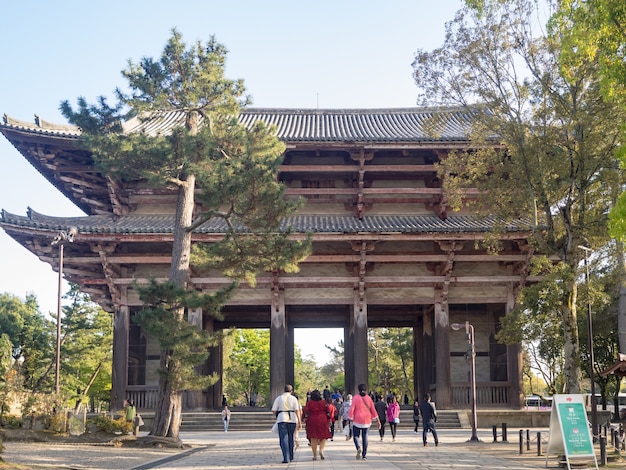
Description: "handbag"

(271, 421), (278, 433)
(394, 417), (400, 424)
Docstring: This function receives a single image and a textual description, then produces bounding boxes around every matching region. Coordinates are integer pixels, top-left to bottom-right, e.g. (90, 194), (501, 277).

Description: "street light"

(451, 321), (479, 442)
(51, 227), (77, 395)
(578, 245), (598, 441)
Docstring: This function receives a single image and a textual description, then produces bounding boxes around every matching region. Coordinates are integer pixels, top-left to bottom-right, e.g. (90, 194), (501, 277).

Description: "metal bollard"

(600, 436), (607, 466)
(519, 430), (524, 454)
(526, 429), (531, 451)
(502, 422), (508, 442)
(492, 425), (498, 442)
(537, 431), (542, 456)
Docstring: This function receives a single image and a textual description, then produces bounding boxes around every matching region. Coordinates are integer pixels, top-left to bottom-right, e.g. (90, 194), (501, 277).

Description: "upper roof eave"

(0, 209), (534, 238)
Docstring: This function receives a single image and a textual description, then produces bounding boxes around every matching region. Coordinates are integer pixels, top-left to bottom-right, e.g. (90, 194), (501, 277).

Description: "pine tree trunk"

(150, 173), (195, 439)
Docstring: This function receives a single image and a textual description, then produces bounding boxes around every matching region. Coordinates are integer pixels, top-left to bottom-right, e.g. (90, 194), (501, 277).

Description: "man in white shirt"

(271, 384), (302, 463)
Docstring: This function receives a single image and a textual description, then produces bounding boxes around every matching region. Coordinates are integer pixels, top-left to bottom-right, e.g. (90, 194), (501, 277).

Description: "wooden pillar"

(270, 290), (287, 402)
(344, 326), (355, 396)
(185, 307), (203, 410)
(413, 309), (424, 402)
(350, 290), (368, 393)
(205, 316), (223, 410)
(286, 326), (295, 389)
(434, 288), (451, 408)
(111, 304), (129, 411)
(420, 306), (435, 399)
(507, 287), (523, 408)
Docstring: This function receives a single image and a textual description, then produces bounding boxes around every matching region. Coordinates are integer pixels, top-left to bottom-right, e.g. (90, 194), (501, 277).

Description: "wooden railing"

(124, 387), (208, 411)
(451, 382), (510, 407)
(126, 386), (160, 410)
(129, 383), (511, 410)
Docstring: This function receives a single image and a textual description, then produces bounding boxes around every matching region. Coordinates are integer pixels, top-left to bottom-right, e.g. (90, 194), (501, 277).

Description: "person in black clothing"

(412, 399), (420, 433)
(418, 393), (439, 447)
(374, 394), (387, 441)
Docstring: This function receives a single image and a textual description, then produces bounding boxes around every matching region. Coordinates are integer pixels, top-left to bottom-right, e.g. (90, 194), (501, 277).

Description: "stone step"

(180, 409), (462, 432)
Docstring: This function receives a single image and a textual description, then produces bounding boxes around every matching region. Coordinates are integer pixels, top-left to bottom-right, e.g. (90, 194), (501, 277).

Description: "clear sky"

(0, 0), (464, 364)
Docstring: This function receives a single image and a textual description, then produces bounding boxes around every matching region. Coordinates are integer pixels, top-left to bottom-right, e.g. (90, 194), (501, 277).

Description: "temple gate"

(1, 108), (533, 410)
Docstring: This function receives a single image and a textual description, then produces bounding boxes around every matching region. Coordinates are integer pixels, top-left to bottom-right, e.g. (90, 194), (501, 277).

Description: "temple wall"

(367, 287), (434, 303)
(284, 288), (354, 303)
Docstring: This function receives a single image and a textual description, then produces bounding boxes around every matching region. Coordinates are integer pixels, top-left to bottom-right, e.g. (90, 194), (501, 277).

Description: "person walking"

(348, 383), (381, 461)
(271, 384), (302, 464)
(221, 405), (231, 432)
(326, 397), (338, 441)
(341, 393), (353, 440)
(418, 393), (439, 447)
(123, 399), (136, 434)
(302, 390), (332, 460)
(412, 399), (420, 433)
(374, 394), (388, 441)
(386, 395), (400, 442)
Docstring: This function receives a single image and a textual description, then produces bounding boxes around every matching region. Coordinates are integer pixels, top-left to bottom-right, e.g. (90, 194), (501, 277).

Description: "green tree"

(558, 0), (626, 355)
(60, 285), (113, 412)
(61, 30), (310, 439)
(498, 260), (568, 394)
(575, 247), (622, 416)
(557, 0), (626, 105)
(0, 293), (54, 392)
(413, 0), (625, 393)
(0, 333), (14, 424)
(224, 329), (270, 406)
(369, 328), (413, 399)
(295, 354), (323, 401)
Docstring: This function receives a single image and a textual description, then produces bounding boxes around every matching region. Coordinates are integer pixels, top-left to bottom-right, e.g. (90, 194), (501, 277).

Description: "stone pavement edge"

(1, 427), (620, 470)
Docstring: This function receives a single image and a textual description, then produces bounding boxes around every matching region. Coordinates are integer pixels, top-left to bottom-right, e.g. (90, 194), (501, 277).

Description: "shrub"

(1, 415), (22, 429)
(88, 414), (132, 434)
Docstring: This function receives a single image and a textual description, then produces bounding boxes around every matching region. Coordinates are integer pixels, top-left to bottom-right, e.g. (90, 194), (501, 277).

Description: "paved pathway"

(0, 427), (594, 469)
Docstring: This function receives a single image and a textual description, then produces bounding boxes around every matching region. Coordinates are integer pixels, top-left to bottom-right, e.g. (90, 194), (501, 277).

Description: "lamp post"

(578, 245), (597, 441)
(451, 321), (479, 442)
(51, 227), (77, 395)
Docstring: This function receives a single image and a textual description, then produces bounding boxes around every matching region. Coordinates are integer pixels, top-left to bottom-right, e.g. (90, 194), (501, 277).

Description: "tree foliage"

(369, 328), (414, 400)
(0, 293), (54, 391)
(414, 0), (625, 393)
(60, 285), (113, 412)
(61, 30), (310, 439)
(0, 289), (113, 417)
(223, 329), (270, 406)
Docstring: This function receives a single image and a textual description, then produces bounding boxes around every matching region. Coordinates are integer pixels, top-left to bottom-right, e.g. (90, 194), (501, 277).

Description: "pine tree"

(61, 29), (310, 439)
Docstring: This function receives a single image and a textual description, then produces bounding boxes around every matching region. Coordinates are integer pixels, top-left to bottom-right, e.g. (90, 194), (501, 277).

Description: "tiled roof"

(238, 108), (474, 142)
(1, 209), (531, 235)
(2, 114), (81, 137)
(3, 107), (477, 143)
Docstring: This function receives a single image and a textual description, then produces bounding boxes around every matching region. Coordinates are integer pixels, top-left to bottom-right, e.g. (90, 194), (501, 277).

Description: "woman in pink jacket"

(386, 395), (400, 441)
(348, 384), (381, 460)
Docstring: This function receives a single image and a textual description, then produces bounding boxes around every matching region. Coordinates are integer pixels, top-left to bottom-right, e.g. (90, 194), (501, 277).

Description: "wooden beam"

(78, 274), (540, 287)
(279, 164), (437, 173)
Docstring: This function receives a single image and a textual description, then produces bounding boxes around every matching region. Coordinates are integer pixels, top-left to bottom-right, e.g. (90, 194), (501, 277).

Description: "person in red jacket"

(348, 383), (381, 461)
(303, 389), (332, 460)
(326, 397), (338, 441)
